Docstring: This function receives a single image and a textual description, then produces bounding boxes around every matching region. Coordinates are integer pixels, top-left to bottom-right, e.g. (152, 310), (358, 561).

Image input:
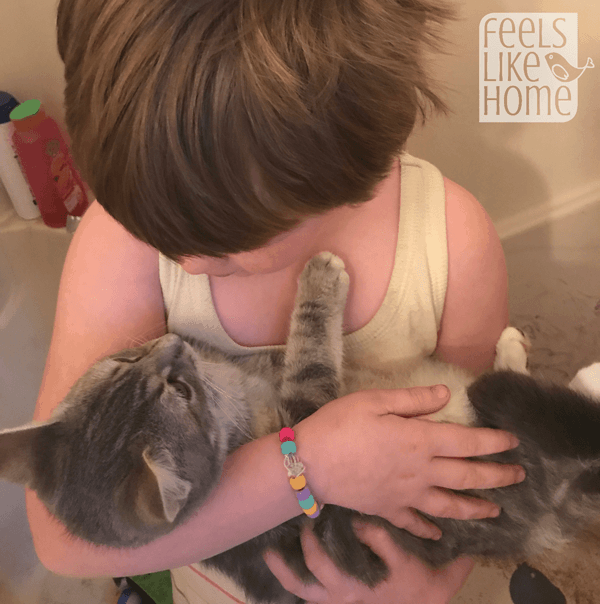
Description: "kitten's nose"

(158, 333), (183, 353)
(154, 333), (185, 374)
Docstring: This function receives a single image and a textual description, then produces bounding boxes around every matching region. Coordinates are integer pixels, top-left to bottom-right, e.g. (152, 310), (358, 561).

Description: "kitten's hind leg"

(280, 252), (349, 425)
(494, 327), (531, 374)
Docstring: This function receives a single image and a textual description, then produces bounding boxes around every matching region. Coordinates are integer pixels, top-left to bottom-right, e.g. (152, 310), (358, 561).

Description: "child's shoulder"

(436, 177), (509, 372)
(442, 176), (503, 275)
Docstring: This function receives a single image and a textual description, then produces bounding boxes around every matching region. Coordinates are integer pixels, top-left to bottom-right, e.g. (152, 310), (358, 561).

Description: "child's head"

(57, 0), (453, 262)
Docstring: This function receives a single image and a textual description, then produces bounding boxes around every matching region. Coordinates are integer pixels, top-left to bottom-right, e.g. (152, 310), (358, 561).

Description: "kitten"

(1, 253), (599, 604)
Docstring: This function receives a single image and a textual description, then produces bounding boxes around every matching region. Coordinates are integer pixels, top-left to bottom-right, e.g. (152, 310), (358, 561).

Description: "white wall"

(408, 0), (600, 238)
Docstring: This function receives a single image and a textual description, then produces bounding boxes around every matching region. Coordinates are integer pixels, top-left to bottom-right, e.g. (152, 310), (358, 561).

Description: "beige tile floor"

(504, 202), (600, 384)
(0, 190), (598, 604)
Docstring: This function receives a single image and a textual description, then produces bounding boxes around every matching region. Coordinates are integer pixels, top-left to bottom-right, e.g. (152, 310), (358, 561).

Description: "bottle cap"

(66, 214), (82, 234)
(10, 99), (46, 131)
(0, 92), (21, 125)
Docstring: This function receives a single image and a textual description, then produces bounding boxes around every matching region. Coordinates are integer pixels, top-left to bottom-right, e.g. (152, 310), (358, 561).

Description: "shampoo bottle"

(10, 99), (89, 228)
(0, 91), (40, 219)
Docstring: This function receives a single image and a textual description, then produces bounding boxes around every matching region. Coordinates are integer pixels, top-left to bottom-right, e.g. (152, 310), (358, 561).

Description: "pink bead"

(279, 427), (295, 442)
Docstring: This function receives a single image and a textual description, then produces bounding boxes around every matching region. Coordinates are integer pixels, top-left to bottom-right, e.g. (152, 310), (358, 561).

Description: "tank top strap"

(343, 152), (448, 370)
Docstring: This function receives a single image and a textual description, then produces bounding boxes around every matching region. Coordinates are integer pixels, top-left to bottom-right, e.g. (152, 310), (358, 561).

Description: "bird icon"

(545, 53), (594, 82)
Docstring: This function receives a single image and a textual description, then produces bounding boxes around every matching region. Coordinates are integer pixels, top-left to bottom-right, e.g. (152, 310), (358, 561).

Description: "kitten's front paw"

(297, 252), (350, 310)
(494, 327), (531, 373)
(515, 327), (532, 352)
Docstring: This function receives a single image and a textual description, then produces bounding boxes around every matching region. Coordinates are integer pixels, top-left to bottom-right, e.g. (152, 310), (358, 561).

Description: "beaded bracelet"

(279, 427), (321, 518)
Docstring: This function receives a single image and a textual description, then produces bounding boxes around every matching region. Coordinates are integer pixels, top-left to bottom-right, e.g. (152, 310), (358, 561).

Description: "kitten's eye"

(113, 356), (143, 364)
(169, 380), (192, 400)
(111, 351), (145, 363)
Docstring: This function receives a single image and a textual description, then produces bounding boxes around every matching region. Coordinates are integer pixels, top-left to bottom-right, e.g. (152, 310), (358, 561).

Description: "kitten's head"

(0, 333), (222, 547)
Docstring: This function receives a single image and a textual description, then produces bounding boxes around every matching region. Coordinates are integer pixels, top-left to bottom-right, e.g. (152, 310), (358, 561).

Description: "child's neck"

(318, 159), (401, 261)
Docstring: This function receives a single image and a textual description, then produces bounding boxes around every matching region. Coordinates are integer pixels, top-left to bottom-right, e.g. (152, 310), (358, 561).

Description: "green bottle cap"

(9, 99), (42, 121)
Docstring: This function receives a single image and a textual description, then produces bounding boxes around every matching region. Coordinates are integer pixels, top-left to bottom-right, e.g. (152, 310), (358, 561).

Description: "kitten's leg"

(279, 252), (349, 425)
(494, 327), (531, 374)
(276, 255), (395, 589)
(275, 253), (352, 587)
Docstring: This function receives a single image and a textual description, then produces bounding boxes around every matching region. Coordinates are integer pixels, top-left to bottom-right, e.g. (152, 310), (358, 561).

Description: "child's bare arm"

(435, 178), (510, 372)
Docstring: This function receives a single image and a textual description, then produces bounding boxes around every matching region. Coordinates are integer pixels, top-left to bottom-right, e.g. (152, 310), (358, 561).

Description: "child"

(28, 0), (525, 602)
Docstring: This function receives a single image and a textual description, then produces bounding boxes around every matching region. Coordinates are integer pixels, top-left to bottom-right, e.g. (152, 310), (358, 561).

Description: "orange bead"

(303, 502), (318, 516)
(289, 475), (306, 490)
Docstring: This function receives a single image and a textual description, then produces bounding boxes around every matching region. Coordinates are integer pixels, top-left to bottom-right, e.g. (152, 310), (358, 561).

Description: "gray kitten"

(1, 252), (600, 604)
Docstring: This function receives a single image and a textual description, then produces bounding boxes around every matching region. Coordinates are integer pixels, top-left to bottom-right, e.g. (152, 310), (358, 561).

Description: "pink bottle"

(10, 99), (89, 228)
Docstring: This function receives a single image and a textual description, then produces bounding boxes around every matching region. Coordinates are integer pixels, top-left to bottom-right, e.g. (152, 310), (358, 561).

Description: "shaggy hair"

(56, 0), (454, 260)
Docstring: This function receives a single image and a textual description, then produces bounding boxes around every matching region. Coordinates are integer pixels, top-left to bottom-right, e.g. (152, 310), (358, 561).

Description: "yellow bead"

(289, 475), (306, 490)
(303, 502), (318, 515)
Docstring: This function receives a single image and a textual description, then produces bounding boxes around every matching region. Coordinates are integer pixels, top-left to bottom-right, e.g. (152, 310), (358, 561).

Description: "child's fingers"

(351, 522), (476, 601)
(382, 508), (442, 540)
(372, 385), (451, 418)
(415, 488), (501, 520)
(299, 524), (363, 597)
(427, 422), (520, 458)
(262, 548), (327, 602)
(431, 458), (526, 491)
(352, 520), (414, 564)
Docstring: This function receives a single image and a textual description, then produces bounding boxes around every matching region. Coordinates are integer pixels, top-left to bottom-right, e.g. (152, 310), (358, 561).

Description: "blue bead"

(299, 495), (315, 510)
(281, 441), (297, 455)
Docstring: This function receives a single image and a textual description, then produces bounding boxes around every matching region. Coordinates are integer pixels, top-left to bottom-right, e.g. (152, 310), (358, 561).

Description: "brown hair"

(57, 0), (454, 261)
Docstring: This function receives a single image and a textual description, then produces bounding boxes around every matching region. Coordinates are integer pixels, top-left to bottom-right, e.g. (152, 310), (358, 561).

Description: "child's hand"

(296, 386), (524, 534)
(264, 521), (474, 604)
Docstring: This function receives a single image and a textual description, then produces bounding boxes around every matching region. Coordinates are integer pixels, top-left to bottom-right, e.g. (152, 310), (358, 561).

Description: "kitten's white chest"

(344, 359), (477, 427)
(422, 387), (476, 426)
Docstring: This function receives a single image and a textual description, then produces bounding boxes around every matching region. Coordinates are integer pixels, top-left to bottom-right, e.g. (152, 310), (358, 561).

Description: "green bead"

(299, 495), (315, 510)
(281, 441), (297, 455)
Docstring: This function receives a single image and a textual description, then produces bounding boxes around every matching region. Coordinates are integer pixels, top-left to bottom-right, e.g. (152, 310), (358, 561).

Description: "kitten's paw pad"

(298, 252), (349, 306)
(495, 327), (530, 373)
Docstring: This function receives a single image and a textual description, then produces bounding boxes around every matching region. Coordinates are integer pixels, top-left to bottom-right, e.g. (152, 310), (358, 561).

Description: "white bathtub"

(0, 188), (116, 603)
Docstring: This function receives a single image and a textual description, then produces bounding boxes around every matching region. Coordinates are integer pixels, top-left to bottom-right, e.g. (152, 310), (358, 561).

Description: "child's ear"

(135, 447), (192, 526)
(0, 422), (53, 488)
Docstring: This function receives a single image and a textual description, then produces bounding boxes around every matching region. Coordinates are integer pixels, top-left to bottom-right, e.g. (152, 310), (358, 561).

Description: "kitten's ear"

(0, 422), (52, 488)
(136, 447), (192, 525)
